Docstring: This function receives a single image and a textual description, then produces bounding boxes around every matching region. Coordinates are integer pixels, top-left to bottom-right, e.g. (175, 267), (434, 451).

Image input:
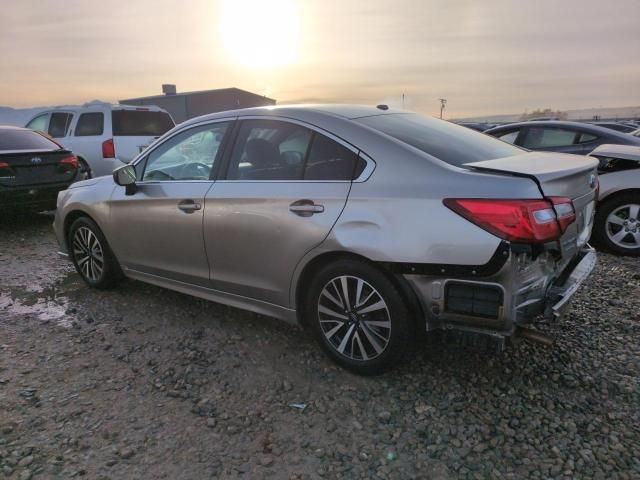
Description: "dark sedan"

(0, 126), (80, 212)
(485, 121), (640, 155)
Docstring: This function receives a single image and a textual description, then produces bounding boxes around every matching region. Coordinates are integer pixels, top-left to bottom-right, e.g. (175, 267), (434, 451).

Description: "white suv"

(25, 102), (175, 178)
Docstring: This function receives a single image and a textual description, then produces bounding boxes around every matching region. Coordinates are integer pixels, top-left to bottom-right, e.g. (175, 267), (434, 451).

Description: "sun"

(219, 0), (300, 70)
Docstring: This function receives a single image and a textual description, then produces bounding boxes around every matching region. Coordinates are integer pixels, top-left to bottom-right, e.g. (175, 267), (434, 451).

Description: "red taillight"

(444, 197), (576, 243)
(58, 155), (79, 169)
(0, 162), (10, 169)
(102, 138), (115, 158)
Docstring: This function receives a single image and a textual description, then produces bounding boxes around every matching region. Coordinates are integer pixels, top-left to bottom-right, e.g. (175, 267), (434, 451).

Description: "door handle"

(178, 199), (201, 213)
(289, 199), (325, 217)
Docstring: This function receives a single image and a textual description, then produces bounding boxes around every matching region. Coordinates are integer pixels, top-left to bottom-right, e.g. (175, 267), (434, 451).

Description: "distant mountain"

(454, 106), (640, 123)
(0, 106), (47, 127)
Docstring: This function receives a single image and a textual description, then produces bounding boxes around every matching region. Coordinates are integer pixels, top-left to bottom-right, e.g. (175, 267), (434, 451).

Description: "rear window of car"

(112, 110), (175, 136)
(0, 129), (60, 151)
(356, 113), (523, 167)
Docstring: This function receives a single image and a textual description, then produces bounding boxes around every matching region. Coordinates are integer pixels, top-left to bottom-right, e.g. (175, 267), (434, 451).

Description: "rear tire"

(304, 259), (414, 375)
(78, 158), (92, 180)
(68, 217), (123, 289)
(592, 192), (640, 257)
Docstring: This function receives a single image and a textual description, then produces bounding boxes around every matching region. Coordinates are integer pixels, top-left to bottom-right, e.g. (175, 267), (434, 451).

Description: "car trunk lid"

(0, 150), (78, 187)
(465, 152), (599, 259)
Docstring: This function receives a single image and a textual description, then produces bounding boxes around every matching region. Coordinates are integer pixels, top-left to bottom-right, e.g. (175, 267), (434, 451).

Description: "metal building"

(119, 85), (276, 124)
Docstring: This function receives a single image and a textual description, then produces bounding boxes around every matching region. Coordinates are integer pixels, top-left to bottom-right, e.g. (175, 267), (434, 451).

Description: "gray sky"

(1, 0), (638, 117)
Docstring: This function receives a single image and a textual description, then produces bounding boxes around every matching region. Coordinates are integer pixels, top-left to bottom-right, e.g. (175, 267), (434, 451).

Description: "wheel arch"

(293, 250), (425, 331)
(599, 187), (640, 204)
(63, 209), (102, 250)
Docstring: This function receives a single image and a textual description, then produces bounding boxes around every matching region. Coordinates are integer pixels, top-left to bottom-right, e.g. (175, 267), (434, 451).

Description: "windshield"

(356, 113), (523, 167)
(112, 110), (175, 136)
(0, 129), (60, 151)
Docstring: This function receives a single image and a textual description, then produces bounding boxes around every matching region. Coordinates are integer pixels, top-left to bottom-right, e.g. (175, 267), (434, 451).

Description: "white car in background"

(25, 102), (175, 178)
(589, 144), (640, 256)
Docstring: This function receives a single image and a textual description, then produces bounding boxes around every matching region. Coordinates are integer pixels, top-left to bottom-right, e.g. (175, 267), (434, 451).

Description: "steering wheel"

(179, 162), (211, 180)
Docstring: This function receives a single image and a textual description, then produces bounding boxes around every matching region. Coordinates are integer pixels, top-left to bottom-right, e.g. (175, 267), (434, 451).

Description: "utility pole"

(402, 93), (405, 110)
(439, 98), (447, 119)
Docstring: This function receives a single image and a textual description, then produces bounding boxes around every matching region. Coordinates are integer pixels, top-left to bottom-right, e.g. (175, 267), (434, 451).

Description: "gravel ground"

(1, 213), (639, 480)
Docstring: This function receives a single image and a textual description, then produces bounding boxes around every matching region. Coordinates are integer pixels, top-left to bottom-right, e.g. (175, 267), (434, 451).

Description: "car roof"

(486, 120), (633, 137)
(180, 104), (404, 128)
(0, 125), (29, 131)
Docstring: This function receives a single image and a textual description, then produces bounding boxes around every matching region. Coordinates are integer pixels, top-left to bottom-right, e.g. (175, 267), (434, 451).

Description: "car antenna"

(376, 104), (389, 111)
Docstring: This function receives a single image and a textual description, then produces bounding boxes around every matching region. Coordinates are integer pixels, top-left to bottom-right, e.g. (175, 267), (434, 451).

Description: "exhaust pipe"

(516, 327), (554, 347)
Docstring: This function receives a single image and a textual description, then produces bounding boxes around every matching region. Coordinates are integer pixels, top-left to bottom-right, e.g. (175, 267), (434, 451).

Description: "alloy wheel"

(606, 203), (640, 250)
(73, 226), (104, 281)
(317, 275), (391, 361)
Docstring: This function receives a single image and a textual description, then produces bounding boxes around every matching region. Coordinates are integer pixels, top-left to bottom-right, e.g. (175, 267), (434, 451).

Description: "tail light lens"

(58, 155), (79, 169)
(0, 161), (13, 177)
(444, 197), (576, 243)
(102, 138), (115, 158)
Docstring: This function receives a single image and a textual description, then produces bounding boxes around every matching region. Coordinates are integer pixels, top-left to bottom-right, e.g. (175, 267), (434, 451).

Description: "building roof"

(120, 87), (275, 103)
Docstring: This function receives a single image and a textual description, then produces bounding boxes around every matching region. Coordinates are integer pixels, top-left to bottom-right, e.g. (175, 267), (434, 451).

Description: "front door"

(109, 121), (232, 286)
(204, 119), (362, 307)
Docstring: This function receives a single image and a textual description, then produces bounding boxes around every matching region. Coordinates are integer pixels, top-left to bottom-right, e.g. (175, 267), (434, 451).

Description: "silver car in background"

(54, 105), (598, 374)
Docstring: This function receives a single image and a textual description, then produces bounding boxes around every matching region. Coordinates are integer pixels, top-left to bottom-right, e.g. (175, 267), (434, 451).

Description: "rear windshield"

(112, 110), (175, 136)
(356, 113), (523, 167)
(0, 129), (60, 151)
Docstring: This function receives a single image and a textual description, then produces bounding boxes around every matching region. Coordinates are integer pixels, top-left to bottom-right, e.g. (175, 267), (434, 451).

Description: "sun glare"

(219, 0), (300, 69)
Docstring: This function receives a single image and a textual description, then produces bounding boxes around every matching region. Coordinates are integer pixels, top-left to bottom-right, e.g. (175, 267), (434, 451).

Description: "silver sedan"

(54, 105), (598, 374)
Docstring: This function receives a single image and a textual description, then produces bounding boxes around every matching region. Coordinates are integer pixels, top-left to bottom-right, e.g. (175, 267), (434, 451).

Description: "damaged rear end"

(406, 152), (599, 344)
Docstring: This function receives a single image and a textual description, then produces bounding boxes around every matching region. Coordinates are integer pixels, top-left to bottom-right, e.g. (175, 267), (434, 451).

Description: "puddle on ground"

(0, 291), (72, 328)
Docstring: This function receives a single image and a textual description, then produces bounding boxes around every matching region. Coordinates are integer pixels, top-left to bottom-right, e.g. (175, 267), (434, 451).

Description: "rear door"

(204, 118), (362, 307)
(108, 121), (231, 286)
(111, 109), (175, 163)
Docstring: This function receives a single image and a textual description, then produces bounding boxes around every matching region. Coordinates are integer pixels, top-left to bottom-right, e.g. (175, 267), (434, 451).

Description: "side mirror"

(113, 164), (137, 195)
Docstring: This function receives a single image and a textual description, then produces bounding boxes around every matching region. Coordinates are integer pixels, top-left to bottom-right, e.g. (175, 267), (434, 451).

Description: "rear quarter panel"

(599, 169), (640, 201)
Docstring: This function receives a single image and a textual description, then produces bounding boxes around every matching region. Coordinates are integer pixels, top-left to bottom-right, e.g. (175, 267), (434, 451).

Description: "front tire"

(305, 259), (414, 375)
(68, 217), (123, 289)
(592, 192), (640, 257)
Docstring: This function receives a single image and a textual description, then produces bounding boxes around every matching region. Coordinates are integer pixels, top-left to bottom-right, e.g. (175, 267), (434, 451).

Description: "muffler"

(515, 326), (554, 347)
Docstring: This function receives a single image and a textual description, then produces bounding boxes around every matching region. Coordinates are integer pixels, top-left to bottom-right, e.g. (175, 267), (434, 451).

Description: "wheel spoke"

(340, 277), (351, 310)
(355, 278), (364, 307)
(363, 319), (391, 329)
(629, 205), (639, 220)
(359, 322), (384, 354)
(321, 288), (344, 310)
(357, 300), (386, 315)
(607, 215), (625, 226)
(353, 331), (368, 360)
(612, 229), (629, 242)
(324, 323), (343, 340)
(337, 324), (356, 354)
(318, 305), (348, 320)
(631, 232), (640, 246)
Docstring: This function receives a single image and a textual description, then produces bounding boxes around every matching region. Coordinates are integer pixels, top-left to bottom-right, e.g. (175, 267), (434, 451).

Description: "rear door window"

(303, 133), (360, 180)
(75, 113), (104, 136)
(578, 132), (598, 143)
(48, 112), (73, 138)
(112, 110), (174, 136)
(25, 113), (49, 132)
(226, 120), (313, 180)
(495, 129), (520, 144)
(522, 127), (578, 149)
